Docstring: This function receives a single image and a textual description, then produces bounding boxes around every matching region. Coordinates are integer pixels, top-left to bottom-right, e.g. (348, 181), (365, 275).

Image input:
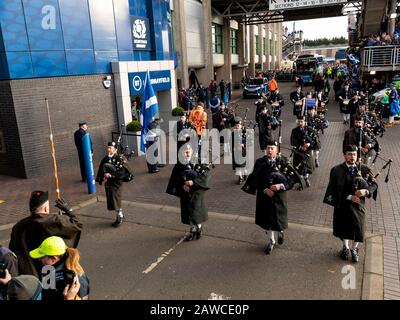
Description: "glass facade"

(230, 28), (238, 54)
(212, 24), (223, 54)
(0, 0), (173, 79)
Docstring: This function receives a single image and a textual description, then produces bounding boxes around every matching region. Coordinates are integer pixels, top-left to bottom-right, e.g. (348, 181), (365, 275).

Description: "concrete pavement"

(0, 198), (377, 300)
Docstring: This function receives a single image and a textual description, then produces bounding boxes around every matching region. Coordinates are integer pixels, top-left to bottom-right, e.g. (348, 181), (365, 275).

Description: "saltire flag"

(140, 71), (158, 153)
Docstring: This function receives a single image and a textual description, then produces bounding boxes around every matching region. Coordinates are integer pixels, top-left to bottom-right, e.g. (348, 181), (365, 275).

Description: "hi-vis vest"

(189, 108), (207, 136)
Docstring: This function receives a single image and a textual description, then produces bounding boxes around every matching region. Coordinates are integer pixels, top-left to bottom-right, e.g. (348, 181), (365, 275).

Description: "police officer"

(74, 121), (92, 182)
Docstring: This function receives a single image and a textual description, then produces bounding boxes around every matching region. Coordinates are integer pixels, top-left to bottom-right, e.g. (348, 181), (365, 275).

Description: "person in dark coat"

(338, 83), (354, 124)
(177, 113), (194, 156)
(96, 142), (134, 227)
(290, 116), (316, 187)
(9, 191), (82, 278)
(324, 145), (378, 262)
(267, 88), (284, 119)
(333, 77), (342, 102)
(343, 116), (373, 157)
(242, 139), (296, 254)
(231, 117), (248, 184)
(74, 121), (93, 182)
(258, 106), (278, 151)
(145, 117), (161, 174)
(166, 145), (212, 241)
(0, 246), (19, 300)
(290, 85), (305, 117)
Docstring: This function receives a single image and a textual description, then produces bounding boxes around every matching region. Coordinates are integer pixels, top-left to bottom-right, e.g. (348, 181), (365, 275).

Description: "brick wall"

(0, 81), (26, 177)
(1, 74), (118, 178)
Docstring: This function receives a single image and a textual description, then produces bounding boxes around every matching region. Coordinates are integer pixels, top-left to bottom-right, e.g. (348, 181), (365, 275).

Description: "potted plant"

(125, 120), (143, 156)
(172, 106), (184, 117)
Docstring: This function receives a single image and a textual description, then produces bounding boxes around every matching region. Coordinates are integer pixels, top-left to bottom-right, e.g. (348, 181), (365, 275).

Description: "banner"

(269, 0), (347, 11)
(129, 70), (171, 95)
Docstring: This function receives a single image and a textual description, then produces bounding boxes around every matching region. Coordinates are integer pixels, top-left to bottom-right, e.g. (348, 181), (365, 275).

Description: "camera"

(64, 269), (76, 286)
(0, 262), (6, 279)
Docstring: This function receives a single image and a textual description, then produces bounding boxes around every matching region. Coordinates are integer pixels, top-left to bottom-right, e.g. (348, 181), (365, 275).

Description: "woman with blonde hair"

(29, 236), (90, 301)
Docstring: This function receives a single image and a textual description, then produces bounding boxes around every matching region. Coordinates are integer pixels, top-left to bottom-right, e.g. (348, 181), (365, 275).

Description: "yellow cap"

(29, 236), (67, 259)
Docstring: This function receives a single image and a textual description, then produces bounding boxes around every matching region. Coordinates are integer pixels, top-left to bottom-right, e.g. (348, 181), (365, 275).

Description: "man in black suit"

(290, 85), (305, 117)
(74, 121), (92, 182)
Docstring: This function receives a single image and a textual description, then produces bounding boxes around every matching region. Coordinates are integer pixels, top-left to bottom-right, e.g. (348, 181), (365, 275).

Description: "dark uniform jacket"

(0, 246), (19, 300)
(232, 129), (246, 170)
(338, 88), (354, 113)
(324, 163), (377, 242)
(242, 155), (295, 231)
(9, 212), (82, 278)
(290, 126), (316, 174)
(342, 127), (373, 154)
(290, 91), (305, 116)
(96, 154), (134, 211)
(166, 162), (212, 225)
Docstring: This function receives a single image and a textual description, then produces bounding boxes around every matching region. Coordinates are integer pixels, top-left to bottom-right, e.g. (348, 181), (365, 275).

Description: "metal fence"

(362, 46), (400, 71)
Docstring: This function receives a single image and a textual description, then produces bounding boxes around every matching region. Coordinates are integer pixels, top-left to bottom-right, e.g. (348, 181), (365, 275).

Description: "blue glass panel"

(88, 0), (117, 50)
(22, 0), (64, 50)
(113, 0), (133, 51)
(94, 51), (118, 73)
(66, 50), (96, 75)
(0, 0), (29, 51)
(6, 51), (33, 78)
(118, 51), (134, 61)
(59, 0), (93, 49)
(0, 52), (9, 78)
(31, 51), (67, 77)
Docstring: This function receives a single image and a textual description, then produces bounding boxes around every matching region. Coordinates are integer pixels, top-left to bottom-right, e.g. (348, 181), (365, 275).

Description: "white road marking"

(208, 292), (231, 300)
(142, 236), (186, 274)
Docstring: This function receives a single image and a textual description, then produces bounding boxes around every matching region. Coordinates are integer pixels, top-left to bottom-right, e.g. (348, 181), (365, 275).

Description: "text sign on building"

(128, 71), (172, 95)
(131, 16), (151, 51)
(269, 0), (347, 11)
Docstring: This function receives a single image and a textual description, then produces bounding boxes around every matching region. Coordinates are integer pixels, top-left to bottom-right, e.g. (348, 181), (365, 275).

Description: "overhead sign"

(128, 70), (172, 95)
(269, 0), (347, 11)
(131, 16), (151, 51)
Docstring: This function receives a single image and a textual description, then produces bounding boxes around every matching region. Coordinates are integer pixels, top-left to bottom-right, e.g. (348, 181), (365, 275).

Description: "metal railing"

(362, 45), (400, 71)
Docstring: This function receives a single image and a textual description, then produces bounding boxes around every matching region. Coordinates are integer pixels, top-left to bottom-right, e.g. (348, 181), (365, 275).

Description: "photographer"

(29, 236), (89, 301)
(9, 191), (82, 278)
(0, 246), (19, 300)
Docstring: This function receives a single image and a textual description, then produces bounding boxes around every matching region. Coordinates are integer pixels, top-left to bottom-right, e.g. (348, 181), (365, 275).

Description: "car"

(243, 77), (269, 98)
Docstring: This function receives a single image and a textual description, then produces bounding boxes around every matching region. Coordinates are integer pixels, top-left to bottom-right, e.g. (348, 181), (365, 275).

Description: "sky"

(283, 16), (348, 40)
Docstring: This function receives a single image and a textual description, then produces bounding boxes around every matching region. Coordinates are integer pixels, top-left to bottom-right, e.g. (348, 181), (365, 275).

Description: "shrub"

(126, 120), (142, 132)
(172, 106), (184, 116)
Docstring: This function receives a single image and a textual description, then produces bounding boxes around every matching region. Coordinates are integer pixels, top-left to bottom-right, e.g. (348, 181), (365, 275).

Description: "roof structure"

(211, 0), (363, 25)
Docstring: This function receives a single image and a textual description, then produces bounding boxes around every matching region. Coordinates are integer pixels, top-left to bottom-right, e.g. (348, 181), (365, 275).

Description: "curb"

(362, 234), (384, 300)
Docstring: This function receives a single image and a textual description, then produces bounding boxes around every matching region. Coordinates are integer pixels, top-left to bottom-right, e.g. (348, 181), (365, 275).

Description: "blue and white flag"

(140, 71), (158, 152)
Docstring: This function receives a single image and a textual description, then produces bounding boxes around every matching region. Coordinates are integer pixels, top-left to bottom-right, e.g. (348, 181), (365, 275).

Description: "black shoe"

(196, 227), (203, 240)
(351, 248), (359, 262)
(315, 159), (320, 168)
(238, 176), (244, 184)
(265, 240), (275, 254)
(340, 246), (350, 261)
(278, 231), (284, 245)
(305, 178), (311, 187)
(112, 214), (123, 227)
(185, 227), (197, 241)
(150, 169), (160, 173)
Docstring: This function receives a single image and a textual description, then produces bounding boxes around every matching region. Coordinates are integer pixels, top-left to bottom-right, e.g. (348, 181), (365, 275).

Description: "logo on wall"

(132, 76), (142, 92)
(131, 16), (151, 51)
(133, 19), (146, 39)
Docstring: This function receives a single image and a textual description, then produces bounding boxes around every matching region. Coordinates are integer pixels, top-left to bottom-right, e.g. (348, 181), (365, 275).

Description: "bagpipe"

(225, 102), (239, 127)
(103, 154), (134, 183)
(268, 156), (307, 190)
(116, 124), (135, 160)
(313, 114), (329, 134)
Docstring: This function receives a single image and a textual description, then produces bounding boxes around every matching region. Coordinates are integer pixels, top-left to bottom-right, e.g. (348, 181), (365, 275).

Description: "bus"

(293, 54), (323, 85)
(335, 48), (347, 62)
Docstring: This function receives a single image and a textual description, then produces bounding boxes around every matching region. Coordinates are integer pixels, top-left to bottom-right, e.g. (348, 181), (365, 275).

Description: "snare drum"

(271, 102), (280, 107)
(343, 99), (350, 105)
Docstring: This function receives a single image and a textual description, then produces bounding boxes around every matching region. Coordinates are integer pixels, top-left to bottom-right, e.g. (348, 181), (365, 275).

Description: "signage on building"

(269, 0), (347, 11)
(128, 70), (172, 95)
(131, 16), (151, 51)
(0, 130), (6, 154)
